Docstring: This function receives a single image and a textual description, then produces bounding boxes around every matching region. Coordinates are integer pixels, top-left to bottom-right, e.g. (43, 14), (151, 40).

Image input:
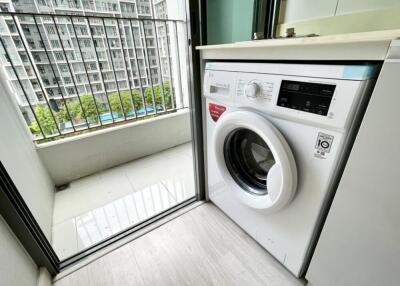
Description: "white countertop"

(197, 29), (400, 61)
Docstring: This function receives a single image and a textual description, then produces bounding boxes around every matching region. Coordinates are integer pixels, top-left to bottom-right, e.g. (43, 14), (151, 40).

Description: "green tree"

(109, 89), (144, 117)
(59, 95), (105, 123)
(58, 101), (73, 123)
(131, 89), (144, 110)
(145, 81), (173, 110)
(73, 95), (104, 123)
(109, 91), (132, 117)
(29, 104), (59, 135)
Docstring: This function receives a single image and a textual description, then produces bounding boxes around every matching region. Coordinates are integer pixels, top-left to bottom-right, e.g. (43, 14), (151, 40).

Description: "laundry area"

(1, 1), (400, 286)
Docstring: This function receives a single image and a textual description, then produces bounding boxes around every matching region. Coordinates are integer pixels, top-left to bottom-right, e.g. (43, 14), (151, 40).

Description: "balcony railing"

(0, 12), (188, 143)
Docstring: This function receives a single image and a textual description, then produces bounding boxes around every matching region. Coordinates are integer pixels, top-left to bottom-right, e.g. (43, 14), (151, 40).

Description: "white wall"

(37, 110), (192, 186)
(280, 0), (400, 23)
(0, 70), (55, 240)
(0, 215), (38, 286)
(281, 0), (338, 23)
(306, 51), (400, 286)
(336, 0), (400, 14)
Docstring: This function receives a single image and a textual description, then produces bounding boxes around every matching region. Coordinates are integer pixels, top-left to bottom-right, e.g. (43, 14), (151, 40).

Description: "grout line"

(73, 217), (79, 261)
(161, 180), (179, 202)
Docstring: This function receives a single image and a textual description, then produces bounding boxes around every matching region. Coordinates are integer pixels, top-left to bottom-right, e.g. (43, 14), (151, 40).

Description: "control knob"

(245, 82), (260, 99)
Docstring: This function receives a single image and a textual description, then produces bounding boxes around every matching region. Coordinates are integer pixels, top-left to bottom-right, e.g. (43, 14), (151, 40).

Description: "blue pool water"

(62, 106), (165, 129)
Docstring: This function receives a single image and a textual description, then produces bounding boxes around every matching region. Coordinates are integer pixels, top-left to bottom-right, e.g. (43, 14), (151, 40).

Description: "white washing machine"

(204, 62), (377, 277)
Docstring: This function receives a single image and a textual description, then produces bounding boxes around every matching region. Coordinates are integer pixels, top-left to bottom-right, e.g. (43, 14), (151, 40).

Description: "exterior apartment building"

(0, 0), (184, 136)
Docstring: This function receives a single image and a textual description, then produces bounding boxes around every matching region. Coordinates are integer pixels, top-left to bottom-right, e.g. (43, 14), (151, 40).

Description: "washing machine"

(204, 62), (377, 277)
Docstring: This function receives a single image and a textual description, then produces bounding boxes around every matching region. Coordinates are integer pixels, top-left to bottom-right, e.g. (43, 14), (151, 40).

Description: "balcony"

(0, 12), (186, 138)
(0, 11), (193, 262)
(52, 141), (195, 259)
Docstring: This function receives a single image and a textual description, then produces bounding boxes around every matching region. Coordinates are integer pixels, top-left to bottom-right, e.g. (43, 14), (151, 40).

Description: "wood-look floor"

(54, 203), (303, 286)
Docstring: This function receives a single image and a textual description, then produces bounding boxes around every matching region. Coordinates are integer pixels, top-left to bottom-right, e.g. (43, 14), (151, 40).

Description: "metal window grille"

(0, 11), (187, 143)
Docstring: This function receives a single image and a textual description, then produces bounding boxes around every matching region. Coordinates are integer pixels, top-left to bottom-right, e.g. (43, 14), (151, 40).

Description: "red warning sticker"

(209, 103), (226, 122)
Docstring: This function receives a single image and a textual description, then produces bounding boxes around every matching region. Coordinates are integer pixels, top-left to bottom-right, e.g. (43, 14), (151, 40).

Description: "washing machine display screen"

(277, 80), (336, 116)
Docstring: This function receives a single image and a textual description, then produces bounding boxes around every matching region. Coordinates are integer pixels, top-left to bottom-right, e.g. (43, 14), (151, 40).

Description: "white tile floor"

(54, 203), (303, 286)
(52, 142), (195, 260)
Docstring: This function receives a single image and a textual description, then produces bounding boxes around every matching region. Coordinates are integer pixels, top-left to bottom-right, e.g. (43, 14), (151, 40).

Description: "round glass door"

(224, 128), (275, 196)
(212, 109), (297, 210)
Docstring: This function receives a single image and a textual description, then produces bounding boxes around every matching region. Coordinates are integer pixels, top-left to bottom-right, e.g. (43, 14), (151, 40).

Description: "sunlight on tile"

(52, 142), (195, 260)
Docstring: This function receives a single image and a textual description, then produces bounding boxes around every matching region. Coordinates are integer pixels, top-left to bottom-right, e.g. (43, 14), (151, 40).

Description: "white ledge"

(196, 29), (400, 61)
(36, 109), (189, 149)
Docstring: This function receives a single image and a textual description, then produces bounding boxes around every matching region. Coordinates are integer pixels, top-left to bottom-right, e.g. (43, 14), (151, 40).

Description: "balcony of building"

(0, 10), (194, 262)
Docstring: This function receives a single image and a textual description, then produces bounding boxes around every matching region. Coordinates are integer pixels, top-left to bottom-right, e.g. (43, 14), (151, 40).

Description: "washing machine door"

(213, 110), (297, 211)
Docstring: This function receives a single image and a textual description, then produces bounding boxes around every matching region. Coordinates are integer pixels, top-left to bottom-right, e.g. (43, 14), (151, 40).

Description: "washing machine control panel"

(277, 80), (336, 116)
(234, 75), (365, 130)
(204, 62), (373, 130)
(237, 79), (274, 101)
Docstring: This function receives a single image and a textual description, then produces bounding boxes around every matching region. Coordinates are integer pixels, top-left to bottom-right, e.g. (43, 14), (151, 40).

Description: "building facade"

(0, 0), (181, 132)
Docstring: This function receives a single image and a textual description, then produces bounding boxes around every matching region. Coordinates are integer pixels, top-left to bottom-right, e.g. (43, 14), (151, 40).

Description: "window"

(51, 40), (60, 48)
(38, 66), (46, 74)
(93, 84), (101, 91)
(87, 63), (96, 70)
(46, 25), (56, 34)
(33, 54), (41, 62)
(24, 66), (33, 76)
(54, 52), (64, 61)
(67, 52), (75, 60)
(22, 26), (30, 35)
(27, 39), (35, 49)
(146, 39), (154, 46)
(67, 87), (75, 95)
(7, 23), (16, 33)
(59, 64), (68, 72)
(80, 27), (87, 35)
(63, 40), (71, 48)
(20, 54), (29, 62)
(83, 39), (91, 47)
(59, 26), (67, 35)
